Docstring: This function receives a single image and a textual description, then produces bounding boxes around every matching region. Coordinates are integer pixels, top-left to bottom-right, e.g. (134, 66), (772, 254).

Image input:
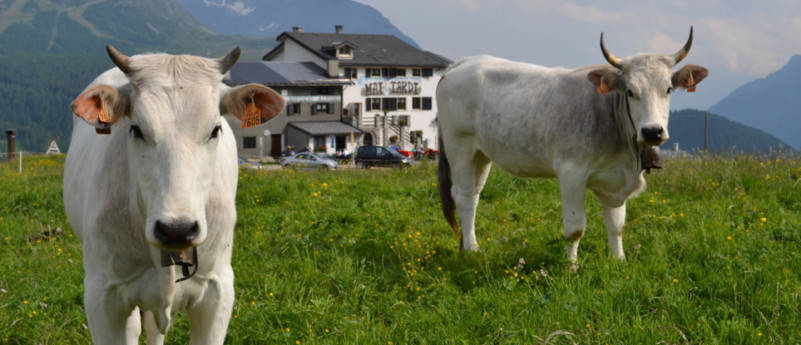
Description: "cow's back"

(437, 55), (627, 177)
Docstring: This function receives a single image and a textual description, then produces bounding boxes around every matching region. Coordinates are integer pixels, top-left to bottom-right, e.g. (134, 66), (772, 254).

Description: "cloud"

(201, 0), (255, 16)
(227, 1), (255, 16)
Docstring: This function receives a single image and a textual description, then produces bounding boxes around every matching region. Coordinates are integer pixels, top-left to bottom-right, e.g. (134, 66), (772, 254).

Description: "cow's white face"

(587, 28), (708, 147)
(128, 84), (224, 250)
(621, 56), (675, 146)
(71, 46), (286, 251)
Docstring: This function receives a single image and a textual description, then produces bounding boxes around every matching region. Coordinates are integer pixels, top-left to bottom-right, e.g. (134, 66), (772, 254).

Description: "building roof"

(288, 121), (364, 136)
(264, 31), (450, 68)
(225, 61), (352, 86)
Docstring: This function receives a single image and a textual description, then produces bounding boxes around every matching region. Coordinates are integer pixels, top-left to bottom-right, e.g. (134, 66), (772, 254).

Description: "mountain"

(664, 109), (789, 154)
(0, 0), (275, 58)
(708, 55), (801, 149)
(0, 0), (277, 154)
(175, 0), (420, 48)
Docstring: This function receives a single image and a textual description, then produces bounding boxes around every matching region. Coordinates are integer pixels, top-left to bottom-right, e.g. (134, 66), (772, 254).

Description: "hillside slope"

(665, 109), (789, 154)
(708, 55), (801, 149)
(0, 0), (276, 153)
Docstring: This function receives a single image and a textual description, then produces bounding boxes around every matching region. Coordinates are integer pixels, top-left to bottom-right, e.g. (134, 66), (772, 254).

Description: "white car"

(279, 152), (339, 170)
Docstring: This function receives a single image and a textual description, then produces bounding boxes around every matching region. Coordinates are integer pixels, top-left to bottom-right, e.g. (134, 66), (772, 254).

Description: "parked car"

(355, 146), (412, 168)
(279, 152), (338, 170)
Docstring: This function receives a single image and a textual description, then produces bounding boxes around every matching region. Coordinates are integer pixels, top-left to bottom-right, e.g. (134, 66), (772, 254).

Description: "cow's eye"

(210, 125), (222, 139)
(667, 87), (674, 95)
(626, 90), (634, 98)
(130, 125), (144, 139)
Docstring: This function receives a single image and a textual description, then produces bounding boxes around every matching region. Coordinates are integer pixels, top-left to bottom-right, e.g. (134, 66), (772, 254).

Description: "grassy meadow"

(1, 154), (801, 344)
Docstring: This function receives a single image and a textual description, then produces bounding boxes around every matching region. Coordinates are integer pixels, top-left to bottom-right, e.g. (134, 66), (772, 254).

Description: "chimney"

(327, 59), (340, 78)
(335, 25), (344, 34)
(5, 129), (16, 160)
(292, 26), (304, 32)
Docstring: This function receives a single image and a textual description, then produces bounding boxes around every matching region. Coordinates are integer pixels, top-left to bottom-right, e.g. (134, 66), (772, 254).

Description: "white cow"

(436, 28), (707, 263)
(63, 46), (284, 344)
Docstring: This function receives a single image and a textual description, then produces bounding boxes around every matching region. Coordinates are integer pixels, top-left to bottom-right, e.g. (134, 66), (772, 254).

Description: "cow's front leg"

(602, 203), (626, 260)
(84, 280), (140, 345)
(188, 269), (235, 345)
(143, 310), (166, 345)
(559, 177), (587, 265)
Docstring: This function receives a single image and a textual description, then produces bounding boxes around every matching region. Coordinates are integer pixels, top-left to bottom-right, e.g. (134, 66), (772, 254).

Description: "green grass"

(2, 154), (801, 344)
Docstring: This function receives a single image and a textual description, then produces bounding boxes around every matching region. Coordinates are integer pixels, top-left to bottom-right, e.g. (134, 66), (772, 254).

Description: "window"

(422, 97), (432, 110)
(422, 68), (434, 78)
(316, 87), (331, 95)
(382, 68), (402, 78)
(243, 136), (257, 149)
(412, 97), (433, 110)
(366, 98), (381, 111)
(382, 98), (397, 111)
(313, 136), (327, 151)
(345, 103), (360, 117)
(311, 103), (335, 115)
(412, 69), (421, 77)
(397, 98), (407, 110)
(396, 69), (406, 77)
(368, 68), (381, 77)
(287, 103), (301, 115)
(344, 68), (357, 79)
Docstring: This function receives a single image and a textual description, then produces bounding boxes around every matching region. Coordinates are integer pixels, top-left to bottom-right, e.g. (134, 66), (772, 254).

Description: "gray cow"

(436, 28), (708, 263)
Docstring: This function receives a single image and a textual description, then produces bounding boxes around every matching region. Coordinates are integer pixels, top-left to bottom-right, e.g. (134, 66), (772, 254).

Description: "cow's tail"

(437, 132), (460, 238)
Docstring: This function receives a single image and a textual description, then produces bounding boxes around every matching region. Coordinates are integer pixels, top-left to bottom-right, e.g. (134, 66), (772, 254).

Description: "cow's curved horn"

(600, 32), (623, 69)
(217, 46), (241, 74)
(672, 27), (694, 65)
(106, 45), (131, 74)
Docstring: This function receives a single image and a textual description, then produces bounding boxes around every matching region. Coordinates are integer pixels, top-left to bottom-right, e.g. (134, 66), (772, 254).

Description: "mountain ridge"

(175, 0), (420, 48)
(709, 54), (801, 148)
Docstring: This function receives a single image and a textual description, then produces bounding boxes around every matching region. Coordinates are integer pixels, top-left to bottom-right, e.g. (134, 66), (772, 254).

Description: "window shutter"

(328, 103), (335, 114)
(423, 97), (432, 110)
(311, 104), (317, 115)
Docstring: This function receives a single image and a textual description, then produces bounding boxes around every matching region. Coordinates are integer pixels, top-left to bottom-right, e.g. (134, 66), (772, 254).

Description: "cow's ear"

(588, 68), (625, 95)
(672, 64), (708, 92)
(221, 84), (286, 129)
(71, 85), (129, 135)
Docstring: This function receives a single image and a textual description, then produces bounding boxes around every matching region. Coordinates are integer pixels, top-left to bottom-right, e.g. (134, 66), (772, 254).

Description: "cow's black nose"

(641, 126), (664, 144)
(154, 220), (199, 248)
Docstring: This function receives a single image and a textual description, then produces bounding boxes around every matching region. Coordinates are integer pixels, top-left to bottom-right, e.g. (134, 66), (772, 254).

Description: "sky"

(355, 0), (801, 111)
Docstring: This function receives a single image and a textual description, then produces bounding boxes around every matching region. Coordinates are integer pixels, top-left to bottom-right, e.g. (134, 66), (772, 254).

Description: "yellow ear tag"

(242, 100), (262, 129)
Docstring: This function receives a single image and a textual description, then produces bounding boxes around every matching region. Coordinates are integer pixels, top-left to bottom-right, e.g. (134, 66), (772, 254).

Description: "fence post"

(19, 151), (22, 174)
(5, 130), (15, 160)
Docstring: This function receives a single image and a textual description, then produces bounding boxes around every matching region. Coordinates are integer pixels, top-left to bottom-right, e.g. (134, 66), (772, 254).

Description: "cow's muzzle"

(641, 126), (666, 146)
(154, 220), (200, 249)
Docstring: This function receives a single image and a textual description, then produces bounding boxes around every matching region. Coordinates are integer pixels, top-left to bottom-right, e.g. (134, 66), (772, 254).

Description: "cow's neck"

(618, 94), (661, 174)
